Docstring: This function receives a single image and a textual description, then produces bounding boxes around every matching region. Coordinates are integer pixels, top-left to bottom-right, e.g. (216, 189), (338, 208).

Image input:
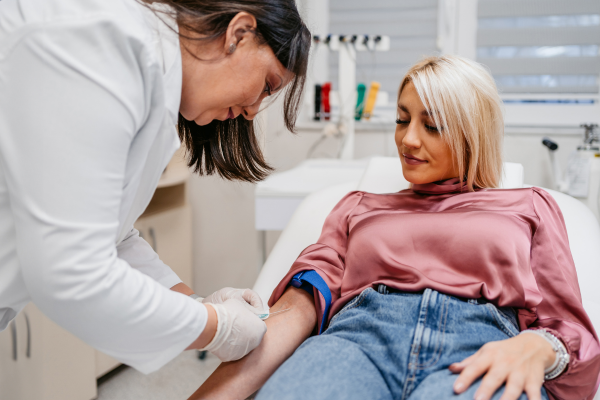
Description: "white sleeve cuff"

(159, 271), (183, 290)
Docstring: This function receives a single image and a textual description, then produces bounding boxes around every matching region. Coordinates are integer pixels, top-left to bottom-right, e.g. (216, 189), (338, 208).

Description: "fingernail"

(474, 394), (484, 400)
(454, 382), (464, 392)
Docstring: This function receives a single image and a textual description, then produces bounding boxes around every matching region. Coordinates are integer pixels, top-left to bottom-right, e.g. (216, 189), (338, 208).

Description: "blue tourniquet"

(290, 270), (332, 334)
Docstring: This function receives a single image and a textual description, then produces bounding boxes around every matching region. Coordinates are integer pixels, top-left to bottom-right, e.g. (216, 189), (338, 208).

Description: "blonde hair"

(399, 55), (504, 190)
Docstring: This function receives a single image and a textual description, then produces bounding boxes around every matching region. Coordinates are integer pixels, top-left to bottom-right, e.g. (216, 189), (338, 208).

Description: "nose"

(402, 122), (422, 150)
(242, 97), (265, 120)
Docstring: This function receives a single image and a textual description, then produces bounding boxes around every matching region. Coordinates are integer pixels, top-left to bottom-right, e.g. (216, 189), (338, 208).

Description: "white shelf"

(296, 120), (396, 132)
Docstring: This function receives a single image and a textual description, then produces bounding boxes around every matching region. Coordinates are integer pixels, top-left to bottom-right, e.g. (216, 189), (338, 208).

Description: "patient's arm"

(189, 287), (317, 400)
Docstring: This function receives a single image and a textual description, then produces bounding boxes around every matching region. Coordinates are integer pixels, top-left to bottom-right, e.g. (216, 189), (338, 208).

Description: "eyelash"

(395, 119), (439, 132)
(264, 82), (272, 96)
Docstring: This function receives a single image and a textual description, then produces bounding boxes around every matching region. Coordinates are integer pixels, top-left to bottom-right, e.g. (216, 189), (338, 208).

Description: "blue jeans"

(256, 286), (549, 400)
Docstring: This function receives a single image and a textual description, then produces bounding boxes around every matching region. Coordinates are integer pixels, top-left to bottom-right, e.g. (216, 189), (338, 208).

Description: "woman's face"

(395, 82), (459, 184)
(179, 13), (293, 126)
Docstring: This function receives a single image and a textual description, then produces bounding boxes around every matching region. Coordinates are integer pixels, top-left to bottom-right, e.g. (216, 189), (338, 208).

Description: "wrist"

(170, 282), (195, 296)
(186, 304), (218, 350)
(199, 304), (218, 348)
(520, 329), (570, 380)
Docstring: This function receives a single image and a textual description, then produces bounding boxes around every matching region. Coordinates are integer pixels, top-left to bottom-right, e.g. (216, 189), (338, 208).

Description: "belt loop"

(378, 284), (386, 294)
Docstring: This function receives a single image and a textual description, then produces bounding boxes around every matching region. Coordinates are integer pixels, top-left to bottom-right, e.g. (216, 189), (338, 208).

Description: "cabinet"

(0, 304), (97, 400)
(0, 149), (193, 398)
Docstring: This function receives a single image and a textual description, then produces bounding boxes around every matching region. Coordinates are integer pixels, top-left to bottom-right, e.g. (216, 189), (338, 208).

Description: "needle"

(258, 308), (291, 320)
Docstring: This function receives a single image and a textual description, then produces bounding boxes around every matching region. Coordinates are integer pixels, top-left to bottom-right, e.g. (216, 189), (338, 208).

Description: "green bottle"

(355, 83), (366, 121)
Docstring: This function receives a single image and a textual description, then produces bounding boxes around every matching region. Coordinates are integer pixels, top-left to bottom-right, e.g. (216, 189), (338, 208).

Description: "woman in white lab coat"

(0, 0), (310, 373)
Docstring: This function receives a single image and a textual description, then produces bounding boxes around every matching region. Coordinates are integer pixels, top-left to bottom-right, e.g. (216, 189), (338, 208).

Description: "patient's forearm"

(189, 287), (317, 400)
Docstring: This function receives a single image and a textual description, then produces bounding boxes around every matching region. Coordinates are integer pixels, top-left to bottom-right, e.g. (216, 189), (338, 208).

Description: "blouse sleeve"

(528, 188), (600, 400)
(268, 191), (364, 332)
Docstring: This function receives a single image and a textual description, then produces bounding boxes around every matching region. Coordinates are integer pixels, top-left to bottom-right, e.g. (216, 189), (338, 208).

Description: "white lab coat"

(0, 0), (207, 373)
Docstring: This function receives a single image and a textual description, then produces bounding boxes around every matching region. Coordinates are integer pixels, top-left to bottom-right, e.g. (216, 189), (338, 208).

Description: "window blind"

(477, 0), (600, 94)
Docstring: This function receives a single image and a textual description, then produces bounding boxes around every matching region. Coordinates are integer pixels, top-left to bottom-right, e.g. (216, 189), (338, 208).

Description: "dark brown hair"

(144, 0), (311, 182)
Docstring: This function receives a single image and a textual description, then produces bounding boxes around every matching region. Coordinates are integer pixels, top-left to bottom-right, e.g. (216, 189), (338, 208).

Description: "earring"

(228, 43), (236, 54)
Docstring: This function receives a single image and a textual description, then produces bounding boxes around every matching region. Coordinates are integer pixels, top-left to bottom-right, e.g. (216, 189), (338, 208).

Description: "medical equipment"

(354, 83), (366, 120)
(290, 271), (331, 334)
(258, 308), (291, 320)
(362, 81), (381, 121)
(321, 83), (331, 121)
(311, 34), (390, 159)
(314, 84), (322, 121)
(542, 124), (600, 221)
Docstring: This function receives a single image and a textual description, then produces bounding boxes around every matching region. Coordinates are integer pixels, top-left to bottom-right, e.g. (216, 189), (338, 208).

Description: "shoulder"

(500, 186), (561, 211)
(480, 187), (565, 223)
(529, 187), (566, 219)
(0, 0), (157, 62)
(0, 0), (166, 122)
(335, 191), (366, 207)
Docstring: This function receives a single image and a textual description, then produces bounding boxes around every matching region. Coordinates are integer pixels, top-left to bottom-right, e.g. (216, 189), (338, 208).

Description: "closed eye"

(425, 124), (439, 132)
(396, 119), (409, 125)
(264, 82), (272, 96)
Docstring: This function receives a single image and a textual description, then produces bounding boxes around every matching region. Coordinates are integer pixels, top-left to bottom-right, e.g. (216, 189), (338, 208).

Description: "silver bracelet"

(520, 329), (570, 380)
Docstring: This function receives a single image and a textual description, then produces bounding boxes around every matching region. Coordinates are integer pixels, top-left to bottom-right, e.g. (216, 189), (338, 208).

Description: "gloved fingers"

(241, 289), (265, 311)
(201, 287), (235, 305)
(202, 287), (267, 314)
(208, 299), (267, 362)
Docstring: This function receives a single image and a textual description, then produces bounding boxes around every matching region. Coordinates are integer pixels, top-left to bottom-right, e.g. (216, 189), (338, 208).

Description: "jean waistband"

(377, 284), (489, 305)
(376, 284), (519, 333)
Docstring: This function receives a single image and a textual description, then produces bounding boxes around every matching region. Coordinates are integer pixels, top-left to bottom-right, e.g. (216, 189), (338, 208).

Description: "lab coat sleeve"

(526, 188), (600, 400)
(0, 20), (205, 374)
(268, 191), (365, 332)
(117, 228), (182, 289)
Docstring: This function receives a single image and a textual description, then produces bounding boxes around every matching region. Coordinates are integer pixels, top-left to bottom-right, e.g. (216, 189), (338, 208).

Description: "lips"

(227, 108), (234, 119)
(403, 153), (428, 165)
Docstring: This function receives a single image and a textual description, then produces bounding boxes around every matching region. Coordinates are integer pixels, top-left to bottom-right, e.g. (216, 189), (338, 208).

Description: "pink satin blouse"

(269, 179), (600, 400)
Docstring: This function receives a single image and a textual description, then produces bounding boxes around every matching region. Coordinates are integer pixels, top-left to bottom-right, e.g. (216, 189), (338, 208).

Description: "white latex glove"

(200, 299), (267, 362)
(201, 287), (267, 316)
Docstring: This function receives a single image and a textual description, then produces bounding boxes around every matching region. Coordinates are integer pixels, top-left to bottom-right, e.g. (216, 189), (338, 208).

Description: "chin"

(401, 165), (434, 185)
(193, 115), (214, 126)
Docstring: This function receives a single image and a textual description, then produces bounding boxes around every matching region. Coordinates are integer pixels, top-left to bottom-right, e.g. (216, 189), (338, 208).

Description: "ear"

(224, 12), (258, 52)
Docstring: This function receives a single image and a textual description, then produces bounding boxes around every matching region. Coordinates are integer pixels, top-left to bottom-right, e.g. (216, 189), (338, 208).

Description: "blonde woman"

(190, 56), (600, 400)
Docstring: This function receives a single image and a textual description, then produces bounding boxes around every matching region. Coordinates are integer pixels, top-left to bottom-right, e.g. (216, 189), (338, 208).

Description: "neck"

(411, 177), (469, 195)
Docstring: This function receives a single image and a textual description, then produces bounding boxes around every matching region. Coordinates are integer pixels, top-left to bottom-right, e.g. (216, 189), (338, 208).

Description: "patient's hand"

(450, 332), (555, 400)
(188, 287), (317, 400)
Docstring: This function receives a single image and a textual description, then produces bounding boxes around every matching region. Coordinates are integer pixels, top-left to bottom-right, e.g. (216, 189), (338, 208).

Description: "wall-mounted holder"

(311, 35), (390, 159)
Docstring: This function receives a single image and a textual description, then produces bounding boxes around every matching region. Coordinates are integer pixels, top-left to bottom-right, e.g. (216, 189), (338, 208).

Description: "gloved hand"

(201, 287), (267, 316)
(200, 299), (267, 362)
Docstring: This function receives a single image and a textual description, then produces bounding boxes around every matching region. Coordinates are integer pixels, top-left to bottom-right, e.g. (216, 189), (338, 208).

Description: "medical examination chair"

(252, 157), (600, 396)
